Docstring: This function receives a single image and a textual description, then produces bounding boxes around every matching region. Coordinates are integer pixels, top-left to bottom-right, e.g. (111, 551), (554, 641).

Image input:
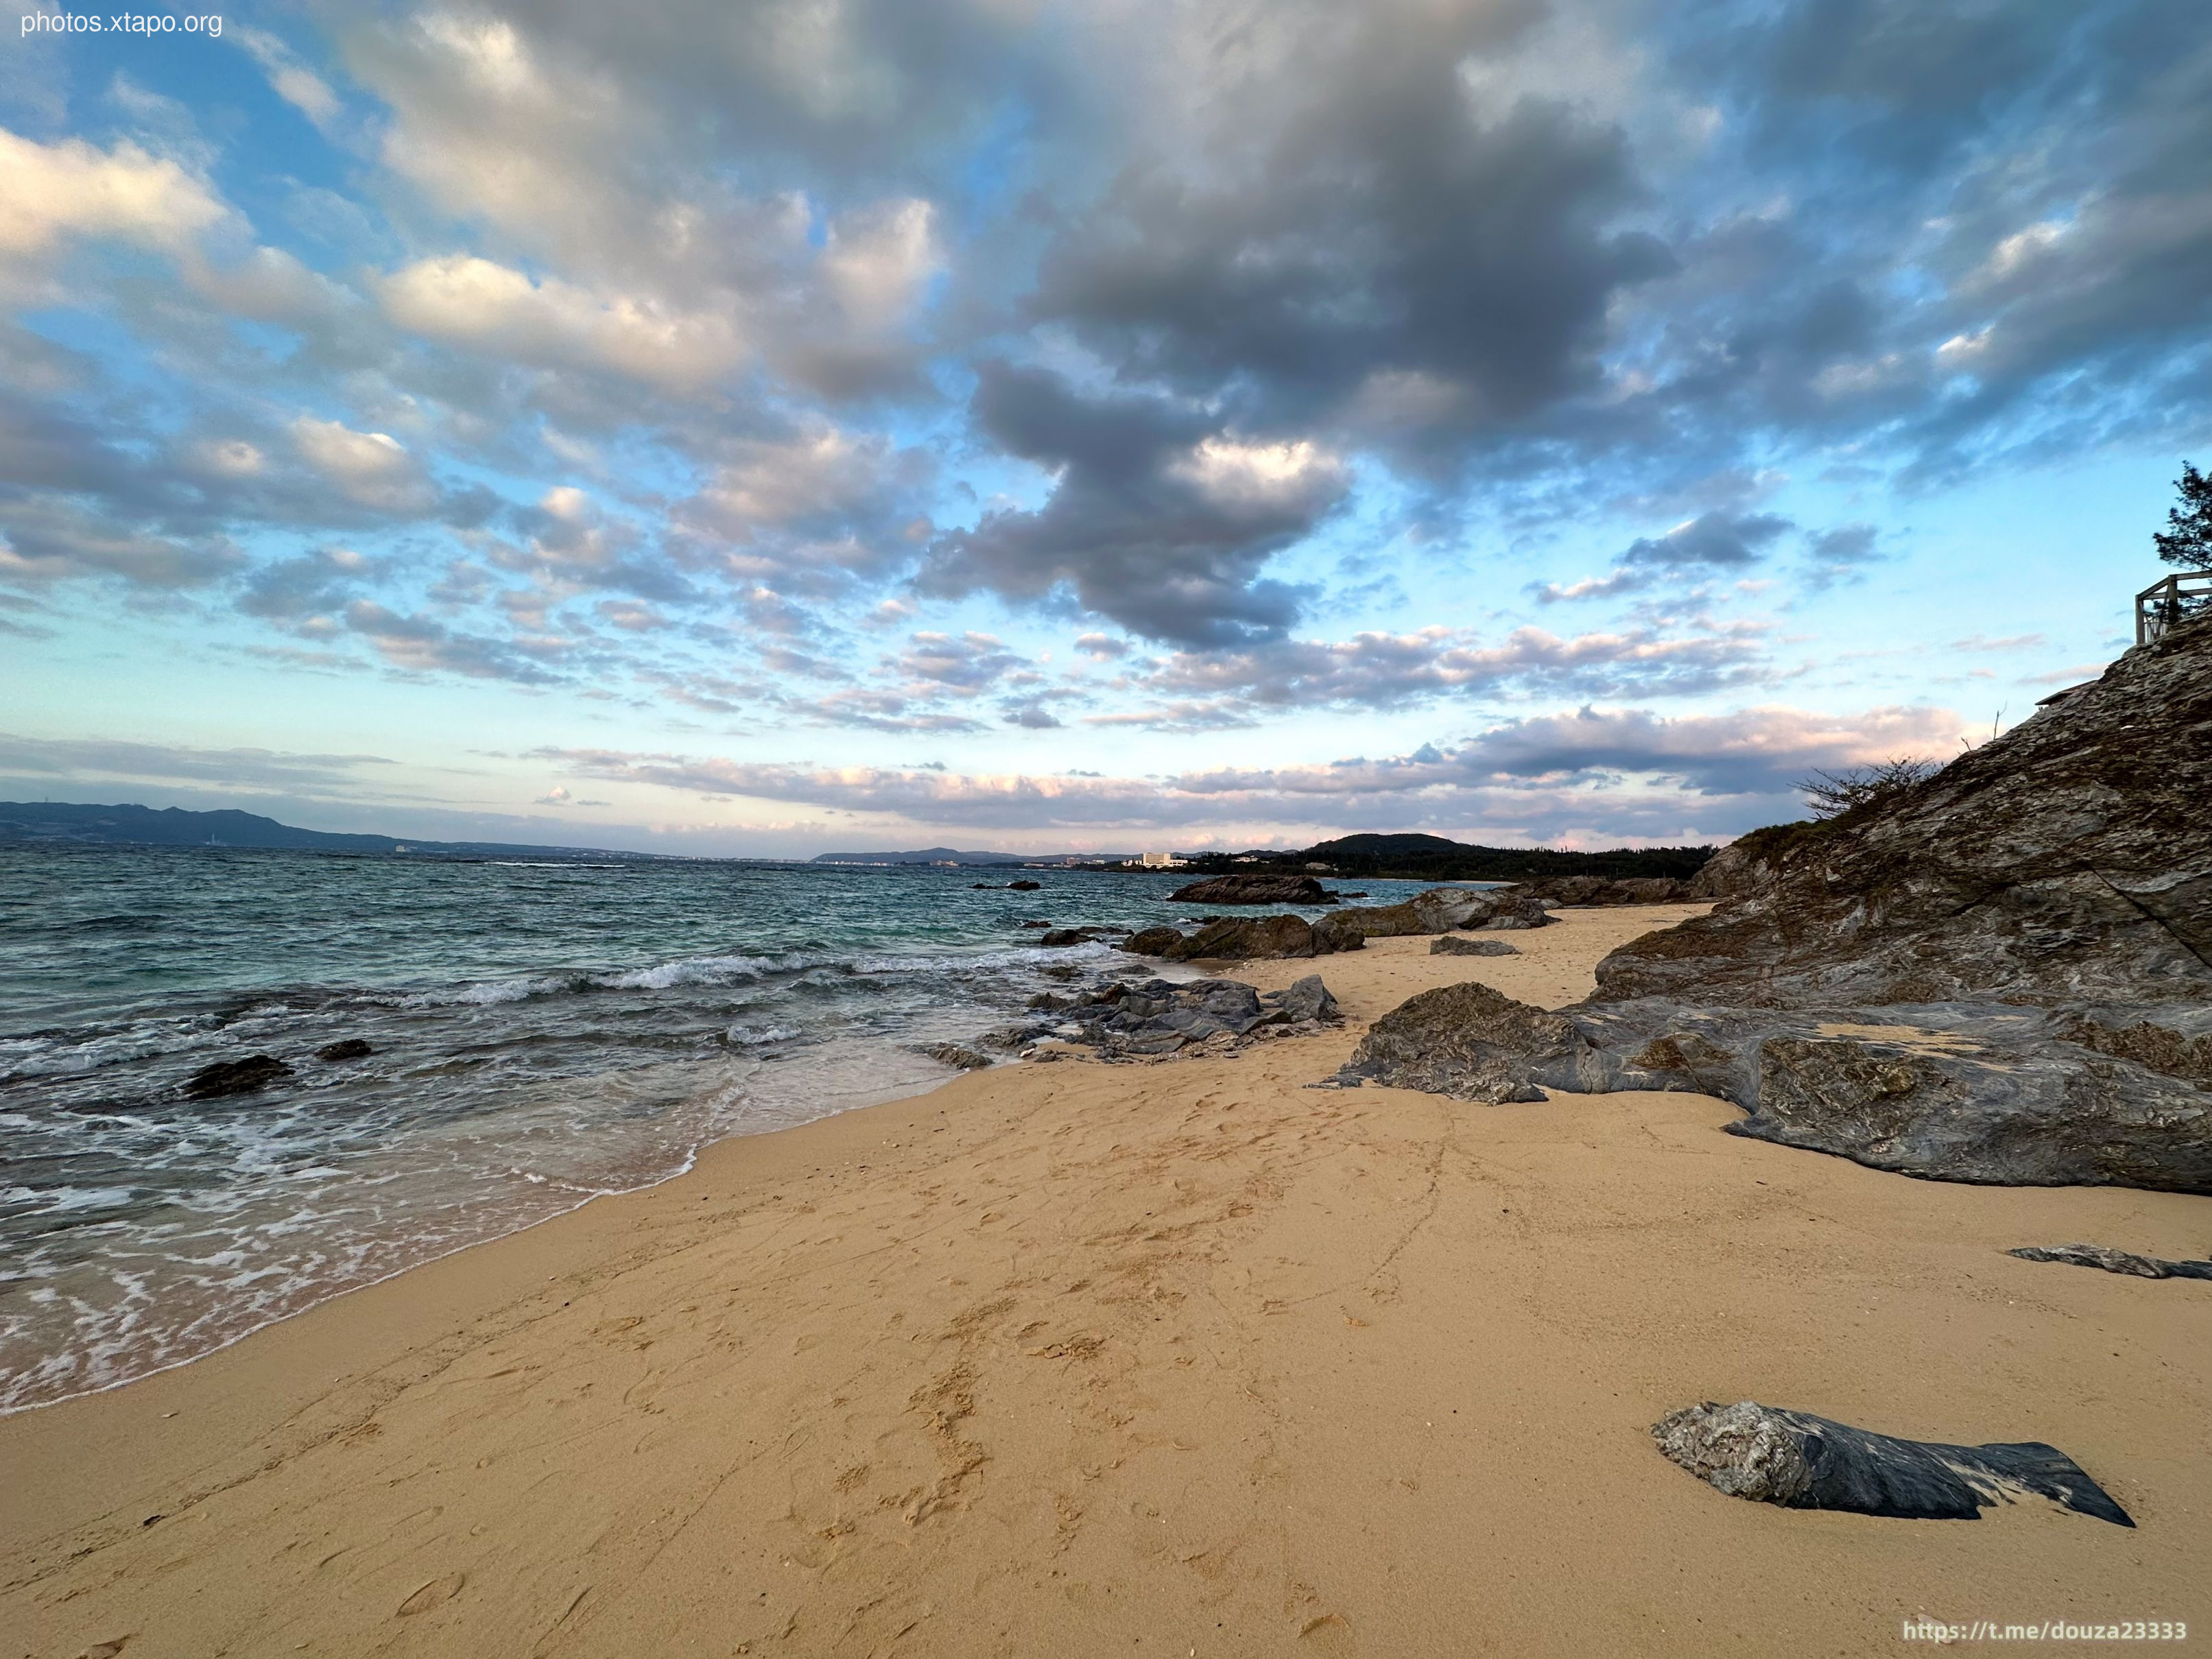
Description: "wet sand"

(3, 904), (2206, 1656)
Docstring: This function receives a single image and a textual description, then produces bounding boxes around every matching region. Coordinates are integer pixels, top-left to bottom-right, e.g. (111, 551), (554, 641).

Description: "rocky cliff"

(1333, 614), (2212, 1193)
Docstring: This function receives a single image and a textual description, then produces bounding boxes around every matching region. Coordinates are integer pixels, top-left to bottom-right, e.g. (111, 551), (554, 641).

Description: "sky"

(0, 0), (2205, 857)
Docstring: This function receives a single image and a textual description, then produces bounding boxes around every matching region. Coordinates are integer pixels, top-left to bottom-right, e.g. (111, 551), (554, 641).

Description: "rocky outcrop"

(913, 1041), (995, 1071)
(1321, 886), (1550, 941)
(1431, 936), (1521, 957)
(1123, 914), (1365, 961)
(1039, 925), (1126, 948)
(184, 1055), (294, 1099)
(1652, 1401), (2132, 1525)
(316, 1038), (374, 1062)
(1006, 975), (1342, 1059)
(2007, 1244), (2212, 1280)
(1168, 874), (1337, 905)
(1329, 617), (2212, 1193)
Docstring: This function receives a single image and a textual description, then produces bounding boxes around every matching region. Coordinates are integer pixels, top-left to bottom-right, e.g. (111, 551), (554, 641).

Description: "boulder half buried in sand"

(1431, 936), (1520, 957)
(1652, 1400), (2132, 1525)
(2007, 1243), (2212, 1280)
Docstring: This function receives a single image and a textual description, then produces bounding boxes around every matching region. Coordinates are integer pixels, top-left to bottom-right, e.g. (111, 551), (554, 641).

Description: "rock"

(1308, 911), (1369, 954)
(1431, 936), (1521, 957)
(1019, 919), (1054, 929)
(1123, 925), (1185, 956)
(1329, 981), (1599, 1103)
(316, 1039), (374, 1062)
(1007, 879), (1042, 891)
(1596, 617), (2212, 1010)
(2007, 1243), (2212, 1280)
(1025, 991), (1075, 1012)
(1164, 914), (1320, 962)
(1683, 828), (1798, 900)
(1167, 874), (1336, 905)
(183, 1055), (294, 1099)
(913, 1042), (995, 1071)
(1270, 975), (1342, 1024)
(1039, 925), (1126, 948)
(1652, 1400), (2132, 1525)
(1331, 617), (2212, 1193)
(1320, 887), (1534, 941)
(1003, 975), (1342, 1060)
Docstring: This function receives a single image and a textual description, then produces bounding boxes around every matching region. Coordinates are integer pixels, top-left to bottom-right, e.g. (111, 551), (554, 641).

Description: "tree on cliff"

(2153, 461), (2212, 569)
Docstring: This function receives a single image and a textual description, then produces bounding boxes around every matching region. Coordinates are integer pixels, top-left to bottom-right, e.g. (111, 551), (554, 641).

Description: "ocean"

(0, 845), (1440, 1413)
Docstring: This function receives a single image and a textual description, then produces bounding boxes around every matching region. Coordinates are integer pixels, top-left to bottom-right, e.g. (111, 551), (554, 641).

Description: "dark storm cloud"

(1027, 1), (1671, 458)
(918, 363), (1346, 647)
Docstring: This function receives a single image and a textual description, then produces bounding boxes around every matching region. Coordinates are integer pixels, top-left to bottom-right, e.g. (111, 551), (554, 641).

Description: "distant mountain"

(1177, 831), (1720, 883)
(0, 801), (653, 861)
(809, 846), (1033, 866)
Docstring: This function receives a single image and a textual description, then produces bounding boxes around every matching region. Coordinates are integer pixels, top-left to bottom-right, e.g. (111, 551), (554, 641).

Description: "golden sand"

(4, 904), (2206, 1656)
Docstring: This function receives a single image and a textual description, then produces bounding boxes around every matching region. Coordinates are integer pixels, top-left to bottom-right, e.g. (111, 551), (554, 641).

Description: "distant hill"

(810, 847), (1034, 865)
(1177, 832), (1719, 883)
(0, 802), (652, 861)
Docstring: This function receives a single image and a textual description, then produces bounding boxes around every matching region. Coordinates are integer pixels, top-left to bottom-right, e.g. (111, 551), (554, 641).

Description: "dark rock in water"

(183, 1055), (294, 1099)
(913, 1042), (995, 1071)
(1007, 879), (1042, 891)
(1431, 936), (1520, 957)
(1123, 925), (1185, 956)
(1329, 617), (2212, 1193)
(1018, 919), (1054, 929)
(1652, 1400), (2132, 1526)
(1040, 925), (1127, 948)
(2008, 1243), (2212, 1280)
(1168, 874), (1335, 906)
(1025, 991), (1075, 1012)
(1038, 963), (1083, 982)
(316, 1039), (374, 1062)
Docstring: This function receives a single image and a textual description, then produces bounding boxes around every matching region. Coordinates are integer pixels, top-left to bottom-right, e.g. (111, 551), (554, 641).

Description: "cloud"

(233, 27), (345, 132)
(0, 127), (227, 294)
(1536, 510), (1793, 601)
(919, 363), (1348, 646)
(0, 730), (393, 791)
(377, 254), (748, 392)
(533, 698), (1969, 839)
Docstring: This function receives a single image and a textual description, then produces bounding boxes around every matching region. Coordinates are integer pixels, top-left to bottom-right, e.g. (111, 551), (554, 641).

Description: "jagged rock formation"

(1652, 1401), (2132, 1525)
(961, 975), (1342, 1060)
(1333, 616), (2212, 1193)
(2007, 1244), (2212, 1280)
(1321, 886), (1551, 941)
(1121, 913), (1366, 961)
(1167, 874), (1337, 905)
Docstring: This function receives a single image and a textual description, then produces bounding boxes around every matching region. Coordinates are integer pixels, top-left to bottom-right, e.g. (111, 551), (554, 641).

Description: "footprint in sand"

(397, 1573), (466, 1616)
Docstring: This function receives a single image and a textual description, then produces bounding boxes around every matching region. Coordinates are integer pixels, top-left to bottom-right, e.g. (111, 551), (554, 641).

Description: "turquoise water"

(0, 846), (1437, 1411)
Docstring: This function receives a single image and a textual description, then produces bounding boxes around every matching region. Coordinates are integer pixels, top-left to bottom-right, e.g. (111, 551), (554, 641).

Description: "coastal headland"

(2, 904), (2203, 1658)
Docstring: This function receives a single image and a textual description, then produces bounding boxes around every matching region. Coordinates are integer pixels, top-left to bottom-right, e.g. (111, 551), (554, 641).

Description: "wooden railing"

(2137, 571), (2212, 645)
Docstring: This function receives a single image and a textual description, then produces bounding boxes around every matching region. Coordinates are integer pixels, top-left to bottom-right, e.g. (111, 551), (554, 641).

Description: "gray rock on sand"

(990, 975), (1342, 1060)
(1431, 936), (1521, 957)
(1501, 875), (1693, 906)
(183, 1055), (294, 1099)
(1272, 974), (1342, 1025)
(1652, 1400), (2132, 1525)
(2007, 1243), (2212, 1280)
(1123, 914), (1366, 962)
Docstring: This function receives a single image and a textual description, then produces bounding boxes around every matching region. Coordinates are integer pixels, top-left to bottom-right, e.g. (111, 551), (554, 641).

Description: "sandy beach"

(3, 903), (2205, 1658)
